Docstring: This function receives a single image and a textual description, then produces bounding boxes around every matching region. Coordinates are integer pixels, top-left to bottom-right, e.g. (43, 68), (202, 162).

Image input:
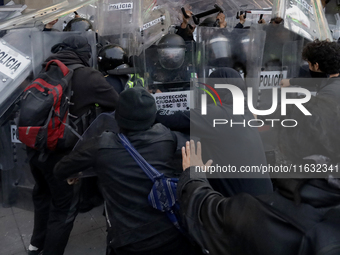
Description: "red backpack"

(18, 60), (84, 153)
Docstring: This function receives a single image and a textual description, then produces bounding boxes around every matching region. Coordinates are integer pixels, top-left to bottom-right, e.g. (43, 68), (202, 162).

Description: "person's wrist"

(181, 20), (188, 28)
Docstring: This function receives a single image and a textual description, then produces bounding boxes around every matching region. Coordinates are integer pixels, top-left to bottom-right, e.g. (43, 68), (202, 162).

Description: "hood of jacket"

(43, 50), (89, 68)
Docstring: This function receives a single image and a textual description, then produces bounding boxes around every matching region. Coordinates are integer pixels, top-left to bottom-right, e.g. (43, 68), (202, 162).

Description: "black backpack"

(18, 60), (84, 154)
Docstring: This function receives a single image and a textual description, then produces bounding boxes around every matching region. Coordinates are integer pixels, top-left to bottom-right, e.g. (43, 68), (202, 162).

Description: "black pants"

(29, 152), (80, 255)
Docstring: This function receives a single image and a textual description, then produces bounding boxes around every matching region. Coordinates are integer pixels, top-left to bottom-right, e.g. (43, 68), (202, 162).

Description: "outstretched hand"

(182, 140), (213, 171)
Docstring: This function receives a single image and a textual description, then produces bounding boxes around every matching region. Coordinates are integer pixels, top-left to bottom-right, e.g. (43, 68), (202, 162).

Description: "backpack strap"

(67, 64), (85, 71)
(118, 133), (162, 181)
(118, 133), (184, 232)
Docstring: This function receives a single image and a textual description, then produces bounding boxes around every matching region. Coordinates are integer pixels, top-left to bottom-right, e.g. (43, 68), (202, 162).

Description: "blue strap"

(118, 133), (184, 233)
(118, 133), (163, 182)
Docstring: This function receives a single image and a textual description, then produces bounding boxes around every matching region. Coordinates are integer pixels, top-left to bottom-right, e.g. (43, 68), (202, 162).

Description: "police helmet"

(157, 34), (186, 70)
(63, 18), (93, 32)
(208, 34), (231, 60)
(97, 44), (129, 72)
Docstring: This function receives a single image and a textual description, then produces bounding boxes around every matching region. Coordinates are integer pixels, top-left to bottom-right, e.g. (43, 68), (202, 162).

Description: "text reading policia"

(0, 48), (22, 73)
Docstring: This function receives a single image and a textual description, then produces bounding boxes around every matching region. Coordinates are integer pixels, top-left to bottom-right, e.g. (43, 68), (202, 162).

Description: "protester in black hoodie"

(27, 35), (118, 255)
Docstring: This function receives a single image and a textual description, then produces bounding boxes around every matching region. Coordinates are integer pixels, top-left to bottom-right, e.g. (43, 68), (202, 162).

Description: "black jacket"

(290, 76), (340, 102)
(44, 51), (119, 117)
(178, 170), (340, 255)
(317, 77), (340, 102)
(54, 124), (195, 254)
(27, 51), (119, 158)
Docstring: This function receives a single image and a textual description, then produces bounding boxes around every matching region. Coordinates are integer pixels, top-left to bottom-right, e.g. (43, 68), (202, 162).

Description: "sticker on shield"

(0, 41), (31, 80)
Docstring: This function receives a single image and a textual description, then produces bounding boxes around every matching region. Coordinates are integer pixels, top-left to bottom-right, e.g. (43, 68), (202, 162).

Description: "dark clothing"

(178, 170), (340, 255)
(176, 25), (195, 41)
(234, 22), (244, 28)
(190, 104), (273, 196)
(104, 74), (128, 94)
(158, 68), (272, 197)
(29, 50), (118, 255)
(155, 109), (190, 134)
(290, 73), (340, 103)
(44, 51), (119, 117)
(317, 76), (340, 102)
(29, 152), (80, 255)
(191, 68), (273, 196)
(54, 124), (197, 254)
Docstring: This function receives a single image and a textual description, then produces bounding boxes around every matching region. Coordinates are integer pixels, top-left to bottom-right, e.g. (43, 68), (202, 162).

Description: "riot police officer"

(146, 33), (192, 91)
(97, 44), (144, 94)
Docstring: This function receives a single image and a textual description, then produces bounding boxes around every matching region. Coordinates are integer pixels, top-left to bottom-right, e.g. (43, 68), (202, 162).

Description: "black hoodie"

(43, 50), (119, 117)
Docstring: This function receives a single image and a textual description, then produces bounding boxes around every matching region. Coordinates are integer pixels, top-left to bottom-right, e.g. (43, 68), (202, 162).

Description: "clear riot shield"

(0, 0), (98, 31)
(256, 24), (304, 112)
(156, 0), (272, 27)
(52, 3), (98, 32)
(31, 31), (97, 76)
(196, 26), (266, 106)
(0, 30), (96, 209)
(252, 24), (305, 165)
(0, 28), (35, 121)
(0, 29), (34, 207)
(95, 0), (144, 56)
(272, 0), (332, 41)
(140, 6), (171, 53)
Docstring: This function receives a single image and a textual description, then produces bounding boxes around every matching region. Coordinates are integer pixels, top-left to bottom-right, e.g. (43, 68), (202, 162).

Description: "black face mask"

(309, 69), (328, 78)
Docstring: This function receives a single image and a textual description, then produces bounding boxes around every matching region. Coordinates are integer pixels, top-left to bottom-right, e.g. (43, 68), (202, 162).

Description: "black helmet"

(157, 34), (186, 70)
(63, 18), (93, 32)
(97, 44), (129, 72)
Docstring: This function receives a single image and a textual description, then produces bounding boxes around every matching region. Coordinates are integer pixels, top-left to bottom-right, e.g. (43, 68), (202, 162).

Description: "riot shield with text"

(255, 24), (305, 111)
(0, 30), (97, 209)
(139, 6), (171, 53)
(95, 0), (144, 56)
(0, 28), (35, 121)
(0, 29), (35, 208)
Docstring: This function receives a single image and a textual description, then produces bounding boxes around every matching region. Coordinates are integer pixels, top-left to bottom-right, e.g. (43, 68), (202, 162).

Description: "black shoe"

(27, 249), (43, 255)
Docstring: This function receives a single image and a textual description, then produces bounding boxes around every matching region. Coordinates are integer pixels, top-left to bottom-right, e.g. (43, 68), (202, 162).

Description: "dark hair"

(302, 39), (340, 74)
(278, 96), (340, 163)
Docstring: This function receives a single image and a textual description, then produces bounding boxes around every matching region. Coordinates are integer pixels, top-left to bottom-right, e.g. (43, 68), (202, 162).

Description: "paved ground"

(0, 204), (107, 255)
